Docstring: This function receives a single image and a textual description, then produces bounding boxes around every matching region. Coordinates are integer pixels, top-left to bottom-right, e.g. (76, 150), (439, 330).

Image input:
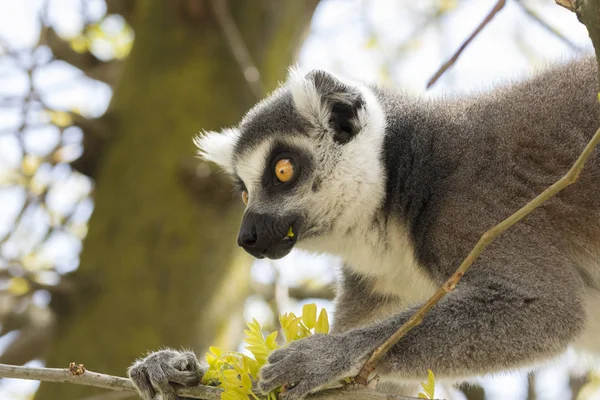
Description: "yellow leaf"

(67, 223), (88, 239)
(46, 110), (73, 127)
(364, 35), (378, 49)
(244, 319), (274, 367)
(29, 176), (47, 196)
(302, 303), (317, 329)
(314, 308), (329, 334)
(21, 154), (41, 176)
(86, 23), (103, 38)
(69, 36), (88, 53)
(9, 277), (30, 296)
(439, 0), (458, 12)
(243, 355), (260, 379)
(0, 169), (23, 186)
(418, 369), (435, 399)
(241, 372), (252, 390)
(280, 313), (311, 342)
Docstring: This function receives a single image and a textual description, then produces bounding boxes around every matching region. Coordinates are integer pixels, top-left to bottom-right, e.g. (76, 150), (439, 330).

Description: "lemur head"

(195, 69), (387, 260)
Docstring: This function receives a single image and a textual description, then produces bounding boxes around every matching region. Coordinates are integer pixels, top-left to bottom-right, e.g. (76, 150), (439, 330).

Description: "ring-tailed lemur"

(128, 57), (600, 400)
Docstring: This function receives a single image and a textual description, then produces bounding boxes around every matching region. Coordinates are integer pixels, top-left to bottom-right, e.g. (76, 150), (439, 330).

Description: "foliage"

(67, 15), (134, 60)
(202, 303), (329, 400)
(418, 369), (435, 399)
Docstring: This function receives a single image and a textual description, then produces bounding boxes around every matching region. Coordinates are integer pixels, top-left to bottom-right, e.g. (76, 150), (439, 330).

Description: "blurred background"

(0, 0), (598, 399)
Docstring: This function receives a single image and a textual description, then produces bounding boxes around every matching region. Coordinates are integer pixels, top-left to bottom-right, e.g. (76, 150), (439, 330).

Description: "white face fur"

(194, 68), (434, 299)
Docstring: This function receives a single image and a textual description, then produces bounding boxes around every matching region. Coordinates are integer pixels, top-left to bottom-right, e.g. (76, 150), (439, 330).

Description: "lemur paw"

(127, 349), (206, 400)
(258, 334), (369, 400)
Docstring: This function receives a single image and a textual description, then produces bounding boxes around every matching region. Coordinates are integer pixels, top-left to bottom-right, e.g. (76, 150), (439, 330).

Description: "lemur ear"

(193, 128), (240, 174)
(288, 68), (365, 144)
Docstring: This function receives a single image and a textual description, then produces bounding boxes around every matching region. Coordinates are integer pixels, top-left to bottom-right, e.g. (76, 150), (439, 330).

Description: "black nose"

(237, 212), (298, 260)
(238, 226), (257, 248)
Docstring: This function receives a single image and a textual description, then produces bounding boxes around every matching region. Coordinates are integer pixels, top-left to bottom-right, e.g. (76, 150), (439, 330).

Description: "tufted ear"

(287, 67), (365, 144)
(193, 128), (240, 174)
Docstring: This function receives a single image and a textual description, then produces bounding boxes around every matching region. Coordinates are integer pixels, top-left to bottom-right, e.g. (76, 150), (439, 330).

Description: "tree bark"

(34, 1), (318, 398)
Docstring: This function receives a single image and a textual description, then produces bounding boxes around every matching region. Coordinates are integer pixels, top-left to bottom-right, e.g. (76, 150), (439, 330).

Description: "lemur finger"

(267, 347), (293, 364)
(259, 357), (304, 393)
(164, 367), (202, 387)
(170, 351), (206, 377)
(127, 363), (157, 400)
(146, 361), (178, 400)
(280, 378), (321, 400)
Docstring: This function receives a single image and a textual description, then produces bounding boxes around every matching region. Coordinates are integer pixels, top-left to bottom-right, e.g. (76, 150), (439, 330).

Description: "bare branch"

(355, 125), (600, 383)
(0, 324), (52, 366)
(0, 363), (430, 400)
(40, 26), (122, 84)
(426, 0), (506, 89)
(515, 0), (584, 52)
(70, 113), (112, 178)
(568, 0), (600, 82)
(210, 0), (265, 99)
(41, 27), (99, 70)
(105, 0), (136, 28)
(252, 281), (335, 301)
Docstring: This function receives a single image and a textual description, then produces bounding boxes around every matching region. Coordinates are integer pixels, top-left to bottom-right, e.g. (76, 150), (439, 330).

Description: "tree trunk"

(35, 1), (318, 398)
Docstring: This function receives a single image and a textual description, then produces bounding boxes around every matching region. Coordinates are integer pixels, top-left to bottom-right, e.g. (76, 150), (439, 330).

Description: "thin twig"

(515, 0), (583, 52)
(0, 363), (433, 400)
(210, 0), (265, 99)
(355, 126), (600, 384)
(426, 0), (506, 88)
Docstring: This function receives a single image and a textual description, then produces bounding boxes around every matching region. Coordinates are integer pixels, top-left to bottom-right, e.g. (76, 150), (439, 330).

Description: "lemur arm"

(365, 273), (582, 379)
(331, 268), (410, 334)
(259, 244), (585, 399)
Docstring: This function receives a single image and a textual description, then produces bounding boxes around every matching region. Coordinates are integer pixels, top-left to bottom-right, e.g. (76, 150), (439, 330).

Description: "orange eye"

(275, 159), (294, 183)
(242, 190), (249, 205)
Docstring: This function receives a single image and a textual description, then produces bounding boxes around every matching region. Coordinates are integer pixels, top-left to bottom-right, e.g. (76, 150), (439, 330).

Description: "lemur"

(128, 56), (600, 400)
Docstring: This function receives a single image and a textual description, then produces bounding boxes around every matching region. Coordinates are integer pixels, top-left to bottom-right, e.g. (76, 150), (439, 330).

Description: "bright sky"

(0, 0), (595, 399)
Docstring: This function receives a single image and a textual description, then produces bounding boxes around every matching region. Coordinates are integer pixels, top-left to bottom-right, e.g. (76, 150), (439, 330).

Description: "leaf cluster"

(202, 303), (329, 400)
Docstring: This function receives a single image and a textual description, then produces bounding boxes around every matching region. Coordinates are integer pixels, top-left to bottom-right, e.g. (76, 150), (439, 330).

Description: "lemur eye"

(242, 190), (249, 205)
(275, 159), (294, 183)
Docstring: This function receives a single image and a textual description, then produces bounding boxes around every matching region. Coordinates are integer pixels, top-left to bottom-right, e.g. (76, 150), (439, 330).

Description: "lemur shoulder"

(128, 57), (600, 400)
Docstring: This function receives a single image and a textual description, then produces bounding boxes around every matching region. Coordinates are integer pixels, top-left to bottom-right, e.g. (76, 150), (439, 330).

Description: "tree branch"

(570, 0), (600, 80)
(70, 112), (112, 178)
(426, 0), (506, 88)
(252, 281), (335, 301)
(40, 26), (122, 85)
(105, 0), (136, 28)
(210, 0), (265, 99)
(515, 0), (584, 52)
(0, 363), (431, 400)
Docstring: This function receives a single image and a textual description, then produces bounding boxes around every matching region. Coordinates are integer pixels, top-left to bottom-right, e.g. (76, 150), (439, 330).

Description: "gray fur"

(128, 349), (206, 400)
(130, 56), (600, 400)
